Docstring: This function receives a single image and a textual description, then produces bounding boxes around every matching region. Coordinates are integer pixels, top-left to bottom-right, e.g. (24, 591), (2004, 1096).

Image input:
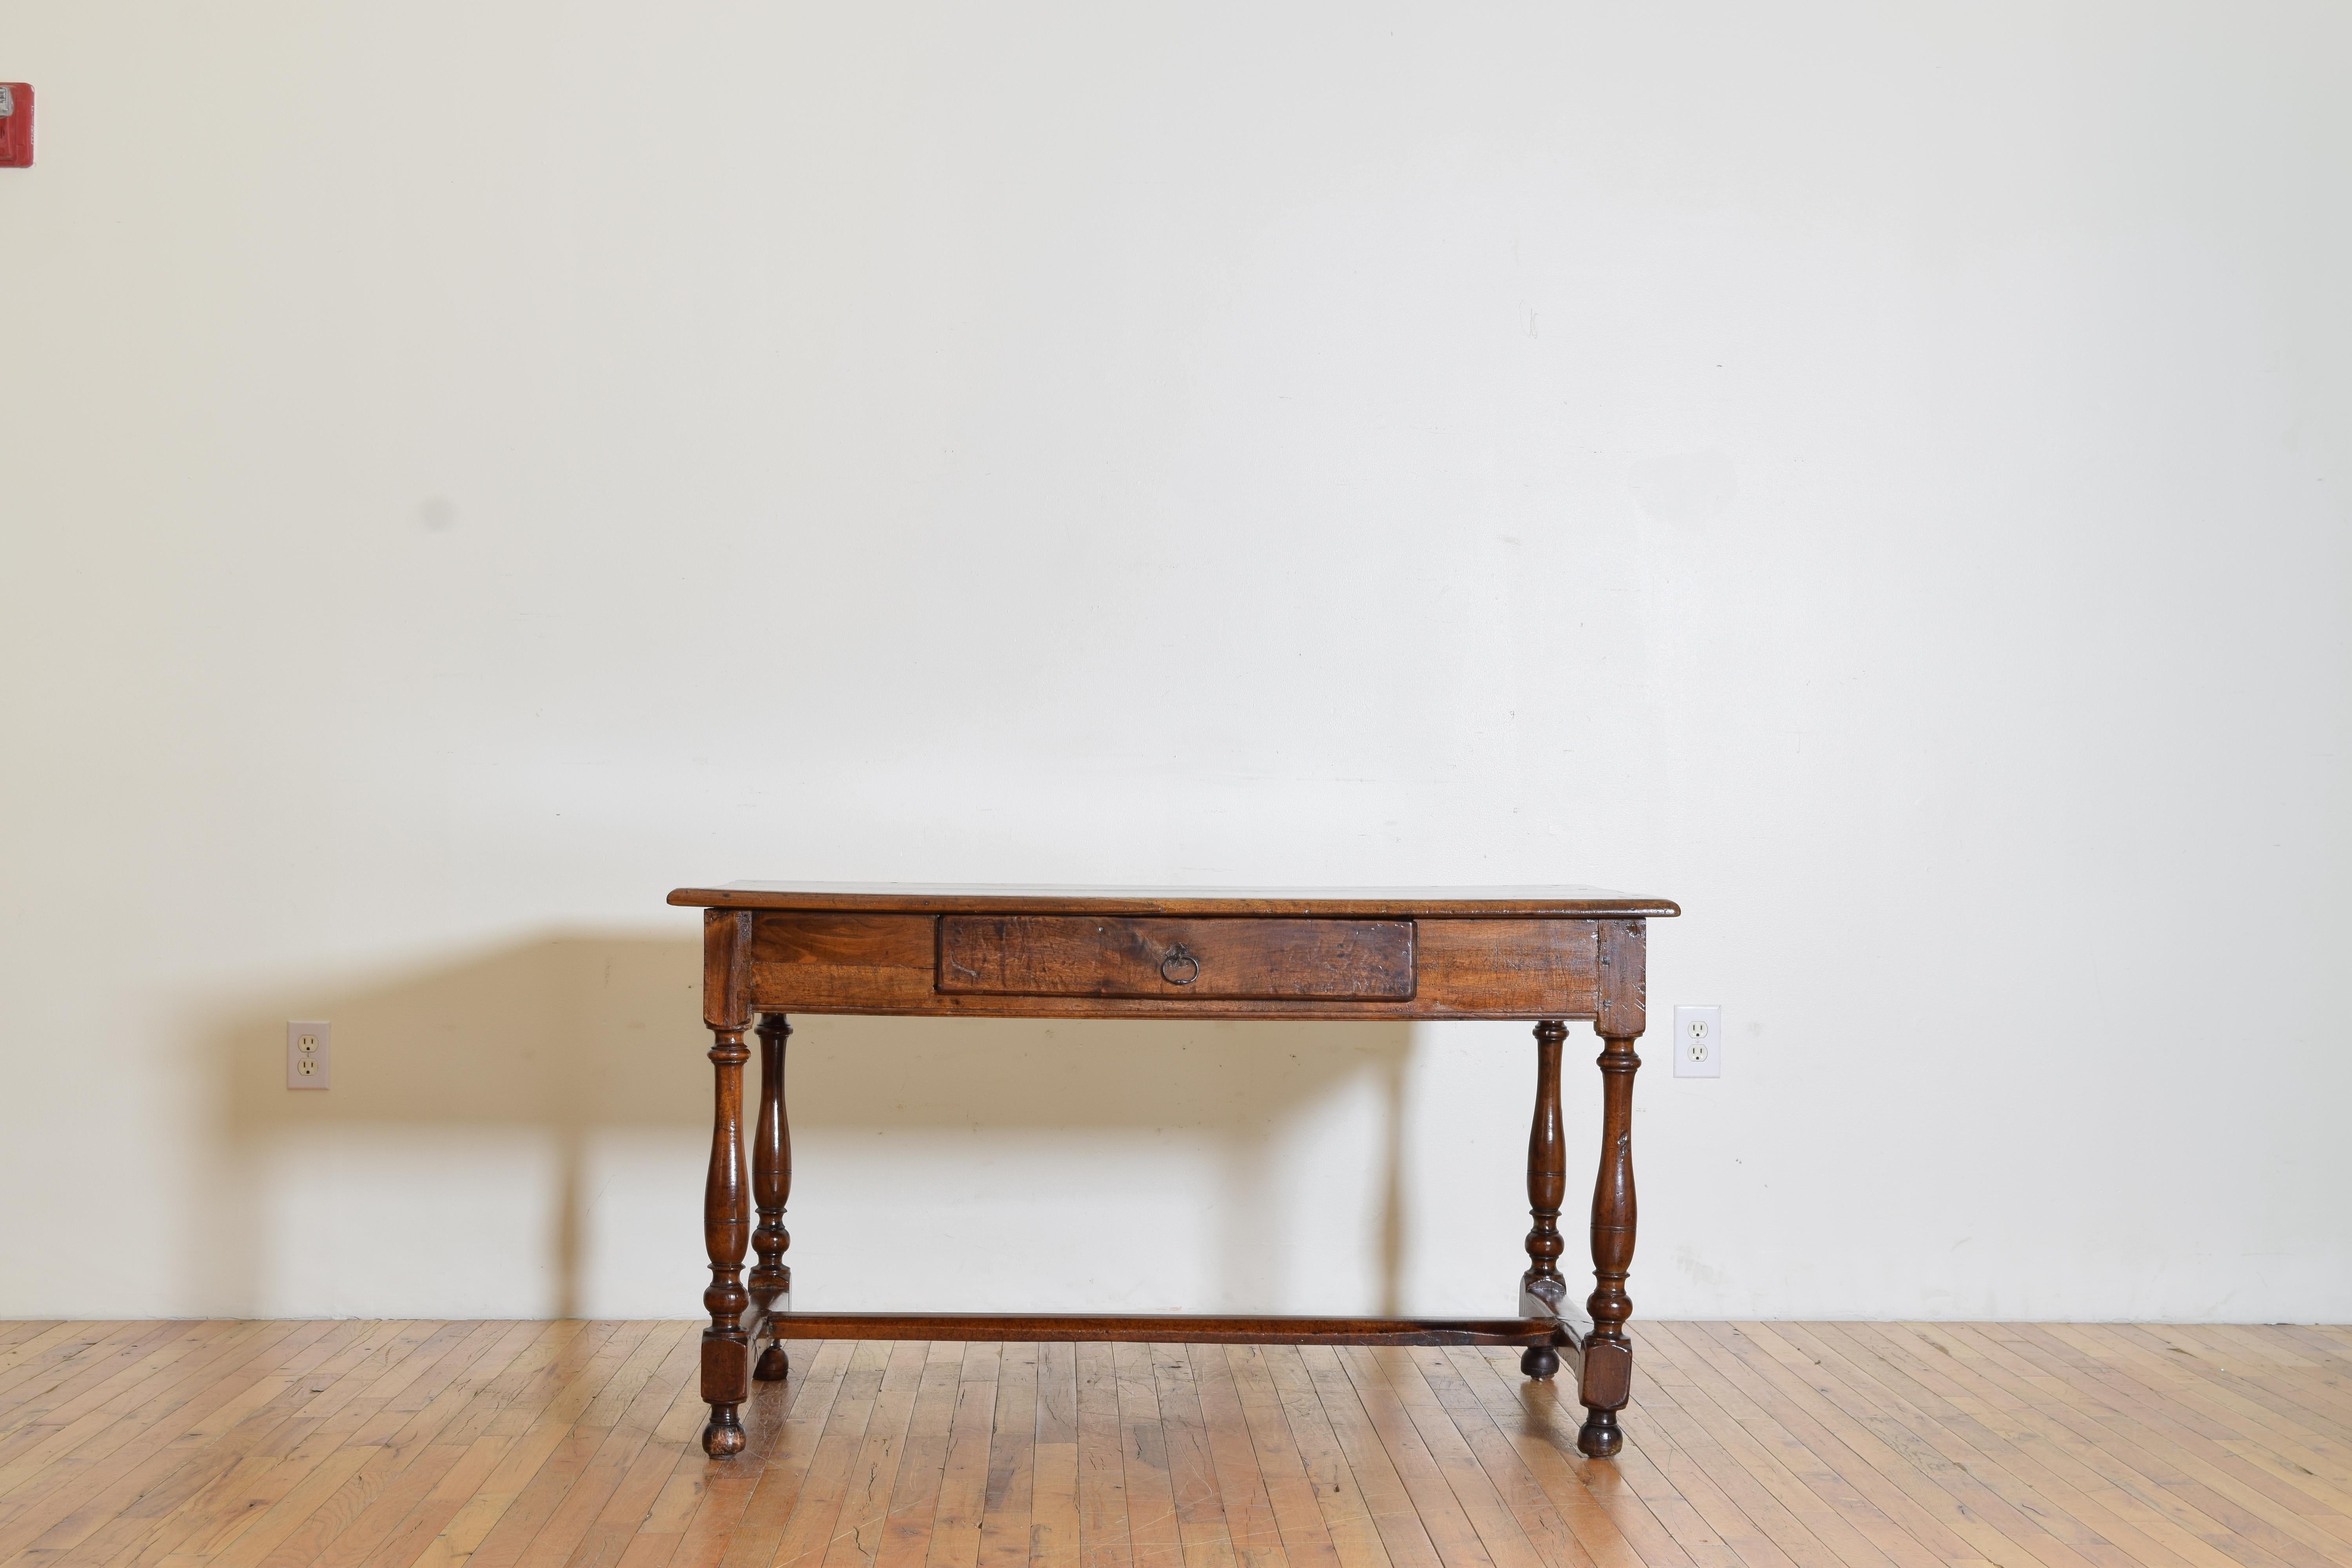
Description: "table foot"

(1520, 1343), (1561, 1379)
(1577, 1408), (1622, 1457)
(702, 1403), (745, 1457)
(754, 1342), (790, 1382)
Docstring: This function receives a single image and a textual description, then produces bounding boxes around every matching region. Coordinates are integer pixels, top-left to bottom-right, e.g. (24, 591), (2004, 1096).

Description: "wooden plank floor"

(0, 1322), (2346, 1568)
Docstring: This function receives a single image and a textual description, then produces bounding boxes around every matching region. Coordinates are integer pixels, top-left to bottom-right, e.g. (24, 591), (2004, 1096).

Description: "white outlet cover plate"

(1672, 1005), (1722, 1078)
(287, 1019), (331, 1089)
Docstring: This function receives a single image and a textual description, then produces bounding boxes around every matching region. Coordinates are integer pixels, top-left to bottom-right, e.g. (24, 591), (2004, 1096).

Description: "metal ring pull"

(1160, 943), (1201, 986)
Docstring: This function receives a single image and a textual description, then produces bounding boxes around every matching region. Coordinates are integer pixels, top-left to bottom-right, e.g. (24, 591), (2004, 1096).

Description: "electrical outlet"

(1672, 1005), (1722, 1078)
(287, 1020), (330, 1089)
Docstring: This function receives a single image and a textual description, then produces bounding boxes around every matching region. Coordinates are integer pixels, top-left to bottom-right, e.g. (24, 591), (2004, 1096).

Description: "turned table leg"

(1519, 1020), (1569, 1378)
(699, 1023), (753, 1455)
(750, 1013), (793, 1383)
(696, 909), (758, 1457)
(1577, 1028), (1641, 1456)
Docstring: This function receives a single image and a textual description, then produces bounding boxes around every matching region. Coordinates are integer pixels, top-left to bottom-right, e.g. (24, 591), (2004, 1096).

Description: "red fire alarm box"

(0, 84), (33, 168)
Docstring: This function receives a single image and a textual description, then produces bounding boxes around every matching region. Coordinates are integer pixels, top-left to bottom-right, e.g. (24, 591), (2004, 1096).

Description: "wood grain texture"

(1519, 1021), (1572, 1383)
(673, 885), (1681, 918)
(746, 914), (1603, 1021)
(936, 917), (1414, 1001)
(4, 1323), (2347, 1568)
(1577, 1028), (1642, 1458)
(703, 911), (754, 1032)
(708, 893), (1658, 1451)
(763, 1317), (1560, 1347)
(750, 1014), (793, 1385)
(701, 1025), (753, 1456)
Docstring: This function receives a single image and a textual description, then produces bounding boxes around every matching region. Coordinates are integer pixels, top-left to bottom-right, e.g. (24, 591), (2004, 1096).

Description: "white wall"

(2, 2), (2346, 1325)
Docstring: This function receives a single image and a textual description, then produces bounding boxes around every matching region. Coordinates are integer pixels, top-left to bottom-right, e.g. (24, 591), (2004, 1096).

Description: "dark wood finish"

(1518, 1020), (1570, 1380)
(1577, 1031), (1641, 1457)
(746, 911), (1601, 1020)
(697, 909), (758, 1455)
(699, 1027), (751, 1456)
(1575, 918), (1648, 1457)
(937, 915), (1414, 1000)
(1596, 916), (1648, 1038)
(702, 908), (753, 1032)
(760, 1314), (1556, 1345)
(749, 1012), (792, 1384)
(674, 881), (1680, 918)
(675, 882), (1672, 1461)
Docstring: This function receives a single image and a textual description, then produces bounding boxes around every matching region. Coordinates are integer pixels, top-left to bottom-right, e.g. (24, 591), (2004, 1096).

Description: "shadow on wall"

(196, 931), (1414, 1318)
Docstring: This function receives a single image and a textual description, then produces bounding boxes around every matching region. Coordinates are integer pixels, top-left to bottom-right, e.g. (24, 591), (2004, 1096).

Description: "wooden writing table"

(670, 882), (1678, 1460)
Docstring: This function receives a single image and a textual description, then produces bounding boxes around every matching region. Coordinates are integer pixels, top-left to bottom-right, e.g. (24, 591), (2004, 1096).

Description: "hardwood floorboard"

(1292, 1347), (1465, 1568)
(764, 1339), (899, 1568)
(1339, 1347), (1551, 1568)
(1638, 1327), (1949, 1568)
(0, 1325), (64, 1372)
(1748, 1322), (2114, 1568)
(283, 1335), (649, 1568)
(1658, 1325), (1995, 1566)
(1214, 1348), (1347, 1568)
(1807, 1321), (2171, 1568)
(816, 1341), (930, 1568)
(1476, 1350), (1717, 1568)
(0, 1324), (250, 1483)
(1609, 1349), (1806, 1568)
(1984, 1327), (2348, 1568)
(508, 1324), (702, 1568)
(185, 1322), (454, 1568)
(1442, 1346), (1668, 1568)
(1183, 1348), (1291, 1568)
(1148, 1344), (1245, 1568)
(0, 1322), (333, 1560)
(1071, 1343), (1134, 1568)
(2081, 1328), (2352, 1500)
(1863, 1322), (2248, 1568)
(63, 1319), (402, 1568)
(0, 1325), (2342, 1568)
(975, 1343), (1040, 1568)
(0, 1327), (166, 1425)
(1417, 1345), (1656, 1568)
(920, 1343), (1005, 1568)
(1112, 1345), (1183, 1568)
(868, 1343), (970, 1568)
(1029, 1343), (1081, 1568)
(1633, 1328), (1924, 1568)
(712, 1338), (862, 1568)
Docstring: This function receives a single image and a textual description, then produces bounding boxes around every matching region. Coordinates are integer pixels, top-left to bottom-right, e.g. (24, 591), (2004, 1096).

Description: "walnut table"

(668, 882), (1678, 1460)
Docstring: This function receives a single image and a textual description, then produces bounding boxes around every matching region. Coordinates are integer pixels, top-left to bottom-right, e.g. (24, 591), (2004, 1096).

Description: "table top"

(668, 882), (1680, 918)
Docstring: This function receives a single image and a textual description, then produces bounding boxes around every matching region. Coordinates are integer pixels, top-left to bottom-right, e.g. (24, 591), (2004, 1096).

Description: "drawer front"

(937, 916), (1415, 1000)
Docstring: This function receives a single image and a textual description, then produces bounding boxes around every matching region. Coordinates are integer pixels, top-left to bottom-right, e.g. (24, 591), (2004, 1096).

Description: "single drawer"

(937, 916), (1415, 1000)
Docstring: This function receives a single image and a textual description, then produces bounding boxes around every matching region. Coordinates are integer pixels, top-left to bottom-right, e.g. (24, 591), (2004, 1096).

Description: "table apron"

(745, 911), (1606, 1019)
